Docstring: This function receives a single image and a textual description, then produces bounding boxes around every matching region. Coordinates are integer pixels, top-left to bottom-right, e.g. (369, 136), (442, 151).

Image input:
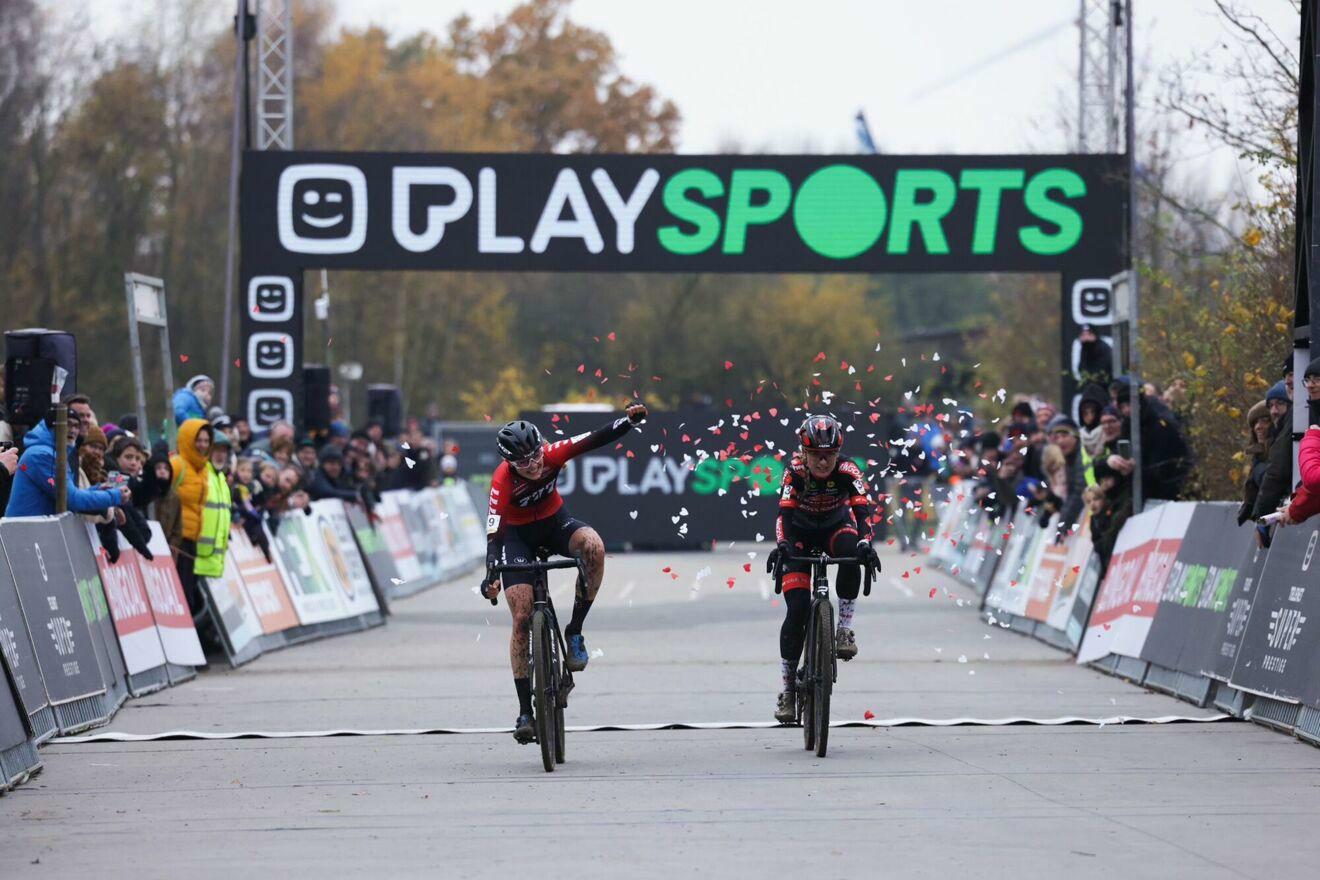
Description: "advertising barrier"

(227, 525), (300, 645)
(0, 519), (109, 734)
(135, 522), (205, 676)
(0, 650), (40, 791)
(307, 500), (382, 621)
(375, 492), (425, 594)
(1227, 523), (1320, 704)
(0, 544), (55, 742)
(60, 518), (129, 714)
(202, 562), (263, 667)
(87, 526), (170, 695)
(270, 512), (350, 626)
(1140, 505), (1251, 680)
(345, 504), (398, 613)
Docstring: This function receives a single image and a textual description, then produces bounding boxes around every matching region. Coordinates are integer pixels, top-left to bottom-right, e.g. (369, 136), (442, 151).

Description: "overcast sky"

(82, 1), (1299, 188)
(332, 1), (1295, 164)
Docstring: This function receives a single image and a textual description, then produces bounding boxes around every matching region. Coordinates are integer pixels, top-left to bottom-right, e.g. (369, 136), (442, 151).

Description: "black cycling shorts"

(498, 508), (590, 589)
(781, 521), (859, 593)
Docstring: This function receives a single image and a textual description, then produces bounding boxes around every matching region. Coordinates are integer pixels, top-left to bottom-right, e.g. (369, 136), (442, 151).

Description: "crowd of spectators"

(0, 374), (458, 649)
(950, 376), (1192, 575)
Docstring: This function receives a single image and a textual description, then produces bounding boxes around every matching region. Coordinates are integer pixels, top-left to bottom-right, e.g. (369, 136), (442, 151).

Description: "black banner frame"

(239, 151), (1129, 429)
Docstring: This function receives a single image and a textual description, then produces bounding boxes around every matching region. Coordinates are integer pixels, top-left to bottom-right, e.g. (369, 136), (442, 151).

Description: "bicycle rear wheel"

(813, 601), (834, 758)
(801, 624), (815, 751)
(531, 610), (556, 773)
(553, 641), (566, 764)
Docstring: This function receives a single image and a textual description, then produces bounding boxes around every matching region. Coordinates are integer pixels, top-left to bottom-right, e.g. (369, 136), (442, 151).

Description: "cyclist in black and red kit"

(479, 403), (648, 744)
(767, 414), (880, 723)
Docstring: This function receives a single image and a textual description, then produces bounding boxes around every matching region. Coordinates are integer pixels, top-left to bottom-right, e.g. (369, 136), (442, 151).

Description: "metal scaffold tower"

(1076, 0), (1126, 153)
(256, 0), (294, 150)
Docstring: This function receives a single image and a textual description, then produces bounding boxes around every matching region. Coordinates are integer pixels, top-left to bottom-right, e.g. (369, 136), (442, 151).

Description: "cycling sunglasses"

(512, 447), (545, 469)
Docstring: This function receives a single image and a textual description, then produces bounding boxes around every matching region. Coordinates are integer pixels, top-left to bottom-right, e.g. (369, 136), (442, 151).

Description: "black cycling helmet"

(496, 419), (544, 462)
(798, 414), (842, 451)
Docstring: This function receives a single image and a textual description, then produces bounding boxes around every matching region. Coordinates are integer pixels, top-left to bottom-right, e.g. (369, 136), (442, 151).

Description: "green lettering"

(658, 169), (724, 255)
(1181, 565), (1208, 607)
(1019, 168), (1085, 255)
(792, 165), (887, 259)
(691, 458), (721, 494)
(959, 169), (1025, 255)
(887, 169), (957, 255)
(722, 170), (790, 254)
(721, 458), (751, 491)
(1211, 568), (1237, 613)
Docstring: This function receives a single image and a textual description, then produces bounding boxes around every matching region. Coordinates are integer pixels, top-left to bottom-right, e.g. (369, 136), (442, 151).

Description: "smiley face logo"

(1071, 279), (1113, 325)
(278, 164), (367, 254)
(247, 390), (294, 428)
(248, 276), (295, 322)
(247, 332), (293, 378)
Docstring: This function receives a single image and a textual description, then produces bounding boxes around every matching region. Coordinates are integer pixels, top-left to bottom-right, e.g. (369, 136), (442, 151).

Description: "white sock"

(780, 658), (794, 692)
(838, 598), (856, 630)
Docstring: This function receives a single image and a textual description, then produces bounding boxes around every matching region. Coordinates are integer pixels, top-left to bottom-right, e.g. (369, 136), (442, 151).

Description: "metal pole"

(320, 269), (333, 369)
(1124, 0), (1143, 511)
(124, 275), (151, 442)
(1106, 0), (1120, 151)
(1077, 0), (1087, 151)
(218, 0), (246, 413)
(53, 404), (67, 514)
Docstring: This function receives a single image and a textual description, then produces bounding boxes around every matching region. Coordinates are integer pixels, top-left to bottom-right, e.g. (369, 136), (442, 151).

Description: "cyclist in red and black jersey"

(479, 403), (648, 743)
(767, 414), (880, 723)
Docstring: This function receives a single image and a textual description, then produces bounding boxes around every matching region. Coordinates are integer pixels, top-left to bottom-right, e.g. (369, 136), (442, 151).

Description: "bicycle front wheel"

(813, 601), (834, 757)
(801, 624), (816, 752)
(553, 644), (567, 765)
(531, 610), (556, 773)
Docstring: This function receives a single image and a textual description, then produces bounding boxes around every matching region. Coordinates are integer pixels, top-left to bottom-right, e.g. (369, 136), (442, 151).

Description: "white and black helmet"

(496, 419), (544, 462)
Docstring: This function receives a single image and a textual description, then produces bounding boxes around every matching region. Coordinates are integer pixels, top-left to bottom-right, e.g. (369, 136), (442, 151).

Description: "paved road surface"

(3, 544), (1319, 879)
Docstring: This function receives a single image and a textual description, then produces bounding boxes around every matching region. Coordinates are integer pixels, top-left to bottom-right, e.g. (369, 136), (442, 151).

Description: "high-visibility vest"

(194, 465), (231, 578)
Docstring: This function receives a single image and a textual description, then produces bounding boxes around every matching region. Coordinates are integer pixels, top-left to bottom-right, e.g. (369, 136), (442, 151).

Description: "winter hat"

(1305, 356), (1320, 379)
(186, 374), (215, 392)
(1046, 415), (1080, 437)
(1283, 355), (1295, 379)
(1266, 381), (1289, 404)
(976, 431), (1002, 452)
(83, 424), (108, 449)
(318, 444), (344, 463)
(211, 430), (233, 449)
(1101, 405), (1120, 419)
(329, 420), (351, 439)
(1246, 401), (1270, 431)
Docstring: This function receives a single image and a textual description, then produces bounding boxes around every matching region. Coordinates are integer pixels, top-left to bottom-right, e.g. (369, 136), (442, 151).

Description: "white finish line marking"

(53, 714), (1230, 743)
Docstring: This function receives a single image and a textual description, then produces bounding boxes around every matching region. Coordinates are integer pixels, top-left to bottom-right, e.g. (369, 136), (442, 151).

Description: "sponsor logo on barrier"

(35, 543), (47, 581)
(1304, 530), (1318, 572)
(140, 563), (188, 618)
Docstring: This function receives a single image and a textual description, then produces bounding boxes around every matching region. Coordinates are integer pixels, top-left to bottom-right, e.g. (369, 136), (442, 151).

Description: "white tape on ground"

(52, 714), (1230, 743)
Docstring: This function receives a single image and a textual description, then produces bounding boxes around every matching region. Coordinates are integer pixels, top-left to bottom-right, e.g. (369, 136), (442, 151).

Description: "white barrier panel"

(136, 523), (205, 667)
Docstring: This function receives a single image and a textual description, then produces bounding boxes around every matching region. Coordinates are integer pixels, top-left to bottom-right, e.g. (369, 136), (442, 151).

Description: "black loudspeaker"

(366, 384), (403, 437)
(4, 329), (77, 428)
(303, 364), (332, 432)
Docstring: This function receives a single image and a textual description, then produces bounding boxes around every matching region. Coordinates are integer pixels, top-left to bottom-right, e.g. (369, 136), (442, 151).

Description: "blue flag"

(854, 110), (878, 154)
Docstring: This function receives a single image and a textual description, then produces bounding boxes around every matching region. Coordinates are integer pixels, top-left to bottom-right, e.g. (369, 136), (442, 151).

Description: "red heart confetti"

(864, 710), (875, 720)
(179, 354), (189, 363)
(743, 563), (752, 572)
(928, 587), (936, 597)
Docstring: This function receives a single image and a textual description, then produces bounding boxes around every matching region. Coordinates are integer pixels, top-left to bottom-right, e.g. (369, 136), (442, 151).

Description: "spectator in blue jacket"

(171, 375), (214, 426)
(5, 411), (129, 517)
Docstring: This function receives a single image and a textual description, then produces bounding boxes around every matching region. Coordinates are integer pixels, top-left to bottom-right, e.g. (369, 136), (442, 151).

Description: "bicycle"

(488, 552), (587, 773)
(771, 551), (873, 757)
